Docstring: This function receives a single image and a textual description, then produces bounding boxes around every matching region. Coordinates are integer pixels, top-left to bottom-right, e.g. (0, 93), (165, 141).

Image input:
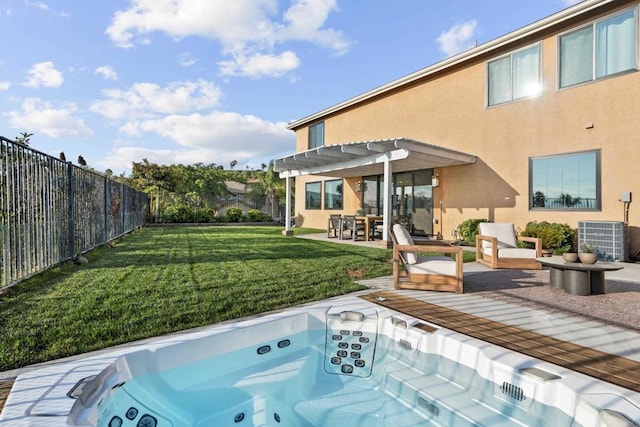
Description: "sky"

(0, 0), (581, 175)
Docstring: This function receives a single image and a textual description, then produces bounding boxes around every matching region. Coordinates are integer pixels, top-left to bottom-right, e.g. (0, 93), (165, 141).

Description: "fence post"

(104, 176), (109, 243)
(67, 163), (75, 257)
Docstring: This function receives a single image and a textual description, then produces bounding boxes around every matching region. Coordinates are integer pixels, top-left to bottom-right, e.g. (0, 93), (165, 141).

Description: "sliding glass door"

(362, 169), (434, 236)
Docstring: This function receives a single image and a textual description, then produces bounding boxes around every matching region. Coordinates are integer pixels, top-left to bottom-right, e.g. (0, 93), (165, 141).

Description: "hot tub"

(2, 296), (639, 426)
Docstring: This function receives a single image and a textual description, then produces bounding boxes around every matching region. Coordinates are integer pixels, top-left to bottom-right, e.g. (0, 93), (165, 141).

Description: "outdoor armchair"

(390, 224), (463, 293)
(327, 214), (342, 238)
(341, 215), (366, 241)
(475, 222), (542, 269)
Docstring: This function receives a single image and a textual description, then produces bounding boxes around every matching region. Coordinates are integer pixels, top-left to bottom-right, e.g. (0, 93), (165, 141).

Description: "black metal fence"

(531, 194), (598, 209)
(0, 136), (149, 289)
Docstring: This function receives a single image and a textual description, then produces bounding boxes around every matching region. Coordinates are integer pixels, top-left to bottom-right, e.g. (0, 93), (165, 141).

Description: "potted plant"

(578, 243), (597, 264)
(562, 252), (579, 263)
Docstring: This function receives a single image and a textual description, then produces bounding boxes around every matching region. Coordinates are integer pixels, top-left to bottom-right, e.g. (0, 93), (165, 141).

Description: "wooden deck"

(0, 377), (15, 415)
(361, 291), (640, 393)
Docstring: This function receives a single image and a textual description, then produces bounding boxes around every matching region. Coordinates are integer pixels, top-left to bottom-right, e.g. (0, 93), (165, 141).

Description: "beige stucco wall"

(291, 1), (640, 255)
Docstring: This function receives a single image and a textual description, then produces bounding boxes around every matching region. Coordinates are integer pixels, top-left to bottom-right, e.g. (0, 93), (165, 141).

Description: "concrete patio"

(297, 231), (640, 360)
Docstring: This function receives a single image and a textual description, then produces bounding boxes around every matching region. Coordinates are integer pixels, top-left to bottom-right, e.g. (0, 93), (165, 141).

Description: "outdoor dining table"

(536, 257), (624, 296)
(356, 216), (383, 241)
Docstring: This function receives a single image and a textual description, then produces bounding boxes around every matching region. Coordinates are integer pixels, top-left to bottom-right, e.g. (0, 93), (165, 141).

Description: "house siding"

(289, 0), (640, 256)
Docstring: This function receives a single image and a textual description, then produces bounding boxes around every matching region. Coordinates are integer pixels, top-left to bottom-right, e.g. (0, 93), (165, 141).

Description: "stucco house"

(275, 0), (640, 258)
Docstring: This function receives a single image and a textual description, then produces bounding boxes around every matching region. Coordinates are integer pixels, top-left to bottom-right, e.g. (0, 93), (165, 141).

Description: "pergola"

(274, 137), (477, 241)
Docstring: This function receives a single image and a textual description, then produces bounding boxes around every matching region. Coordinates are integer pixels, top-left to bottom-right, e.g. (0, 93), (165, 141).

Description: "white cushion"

(497, 248), (537, 259)
(479, 223), (518, 249)
(393, 224), (417, 265)
(408, 256), (456, 276)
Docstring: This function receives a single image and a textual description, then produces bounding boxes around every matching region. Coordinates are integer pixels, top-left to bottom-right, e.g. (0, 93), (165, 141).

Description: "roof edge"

(287, 0), (615, 131)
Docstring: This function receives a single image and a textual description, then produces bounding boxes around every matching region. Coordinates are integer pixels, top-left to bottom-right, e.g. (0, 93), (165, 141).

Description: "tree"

(14, 132), (33, 146)
(560, 193), (582, 208)
(247, 160), (286, 219)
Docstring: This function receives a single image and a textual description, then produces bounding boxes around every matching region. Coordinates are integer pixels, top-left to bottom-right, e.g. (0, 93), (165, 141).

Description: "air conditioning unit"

(578, 221), (628, 262)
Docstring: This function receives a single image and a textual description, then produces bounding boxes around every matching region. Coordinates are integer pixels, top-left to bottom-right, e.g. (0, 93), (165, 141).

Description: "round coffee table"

(536, 257), (624, 296)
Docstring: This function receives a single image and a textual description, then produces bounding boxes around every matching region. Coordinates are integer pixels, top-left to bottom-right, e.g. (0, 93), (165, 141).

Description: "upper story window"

(529, 150), (600, 210)
(559, 8), (636, 88)
(487, 44), (541, 106)
(324, 179), (343, 210)
(308, 122), (324, 149)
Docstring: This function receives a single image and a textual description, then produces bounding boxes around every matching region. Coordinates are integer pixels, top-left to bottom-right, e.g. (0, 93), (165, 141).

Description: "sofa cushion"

(408, 256), (456, 275)
(479, 223), (518, 249)
(393, 224), (417, 265)
(497, 248), (537, 259)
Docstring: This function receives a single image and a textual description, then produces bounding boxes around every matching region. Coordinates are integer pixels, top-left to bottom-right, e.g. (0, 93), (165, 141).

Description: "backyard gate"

(0, 136), (149, 289)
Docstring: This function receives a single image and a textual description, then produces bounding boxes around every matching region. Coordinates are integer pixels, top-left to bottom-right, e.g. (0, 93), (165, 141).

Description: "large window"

(559, 8), (636, 88)
(530, 150), (600, 210)
(324, 179), (343, 209)
(487, 44), (541, 106)
(308, 122), (324, 149)
(305, 182), (321, 209)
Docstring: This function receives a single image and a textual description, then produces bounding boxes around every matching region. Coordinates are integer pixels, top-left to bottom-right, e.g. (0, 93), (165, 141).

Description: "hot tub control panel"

(324, 309), (378, 377)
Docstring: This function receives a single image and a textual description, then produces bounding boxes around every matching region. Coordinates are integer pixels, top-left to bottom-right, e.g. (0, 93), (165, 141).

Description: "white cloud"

(0, 81), (10, 90)
(278, 0), (348, 54)
(90, 79), (223, 120)
(436, 20), (478, 57)
(6, 98), (93, 138)
(24, 1), (69, 17)
(218, 51), (300, 78)
(97, 146), (251, 173)
(25, 61), (64, 88)
(178, 52), (196, 67)
(98, 111), (294, 172)
(95, 65), (118, 80)
(105, 0), (348, 77)
(25, 0), (50, 12)
(121, 111), (293, 154)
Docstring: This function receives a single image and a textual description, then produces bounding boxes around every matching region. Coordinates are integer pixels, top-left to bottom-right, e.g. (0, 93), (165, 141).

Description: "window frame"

(529, 149), (601, 211)
(486, 42), (542, 107)
(323, 179), (343, 210)
(558, 6), (638, 90)
(308, 121), (325, 149)
(305, 181), (322, 210)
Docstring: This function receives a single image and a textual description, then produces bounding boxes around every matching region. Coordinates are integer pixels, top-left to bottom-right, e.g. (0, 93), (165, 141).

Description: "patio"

(298, 231), (640, 358)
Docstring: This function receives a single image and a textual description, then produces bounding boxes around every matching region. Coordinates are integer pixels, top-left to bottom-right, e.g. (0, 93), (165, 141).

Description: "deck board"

(0, 377), (15, 415)
(361, 291), (640, 393)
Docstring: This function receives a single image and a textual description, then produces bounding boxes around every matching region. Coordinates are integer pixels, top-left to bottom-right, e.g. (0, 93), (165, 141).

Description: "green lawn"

(0, 226), (393, 371)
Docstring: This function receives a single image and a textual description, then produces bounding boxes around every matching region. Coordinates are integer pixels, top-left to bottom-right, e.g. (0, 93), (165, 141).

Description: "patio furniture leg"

(549, 267), (564, 289)
(564, 270), (590, 296)
(590, 271), (606, 294)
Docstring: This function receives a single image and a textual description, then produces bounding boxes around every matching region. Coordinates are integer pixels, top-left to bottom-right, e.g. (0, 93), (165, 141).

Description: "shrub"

(161, 205), (193, 223)
(521, 221), (575, 254)
(193, 208), (216, 223)
(458, 218), (488, 244)
(247, 209), (265, 222)
(225, 207), (243, 222)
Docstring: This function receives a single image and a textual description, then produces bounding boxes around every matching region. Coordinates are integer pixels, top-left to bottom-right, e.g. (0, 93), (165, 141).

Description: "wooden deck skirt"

(361, 291), (640, 394)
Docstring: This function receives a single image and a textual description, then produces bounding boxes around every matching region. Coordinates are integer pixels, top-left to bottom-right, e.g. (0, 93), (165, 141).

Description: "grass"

(0, 226), (393, 371)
